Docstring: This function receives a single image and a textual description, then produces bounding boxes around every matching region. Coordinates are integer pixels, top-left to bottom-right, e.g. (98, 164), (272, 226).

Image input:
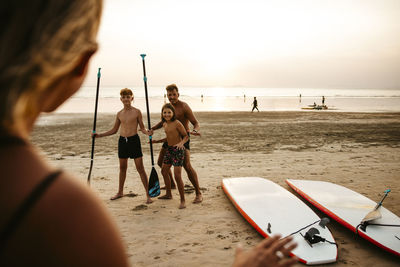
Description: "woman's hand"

(233, 235), (298, 267)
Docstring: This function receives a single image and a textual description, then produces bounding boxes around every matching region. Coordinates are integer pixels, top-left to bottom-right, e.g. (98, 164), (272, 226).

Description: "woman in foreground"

(0, 1), (297, 266)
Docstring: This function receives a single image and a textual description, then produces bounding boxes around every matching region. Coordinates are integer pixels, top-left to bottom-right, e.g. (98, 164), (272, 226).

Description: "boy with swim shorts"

(93, 88), (153, 204)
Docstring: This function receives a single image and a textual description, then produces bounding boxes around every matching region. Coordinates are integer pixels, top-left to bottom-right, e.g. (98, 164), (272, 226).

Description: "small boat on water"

(302, 105), (328, 110)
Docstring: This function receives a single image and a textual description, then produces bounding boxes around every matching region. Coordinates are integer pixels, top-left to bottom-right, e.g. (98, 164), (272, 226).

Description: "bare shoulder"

(180, 101), (191, 110)
(175, 120), (184, 126)
(6, 172), (128, 266)
(181, 101), (194, 114)
(132, 106), (142, 114)
(174, 120), (185, 129)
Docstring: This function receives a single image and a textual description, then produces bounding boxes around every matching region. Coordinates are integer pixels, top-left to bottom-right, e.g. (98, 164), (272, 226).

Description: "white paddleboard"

(222, 177), (337, 265)
(286, 179), (400, 257)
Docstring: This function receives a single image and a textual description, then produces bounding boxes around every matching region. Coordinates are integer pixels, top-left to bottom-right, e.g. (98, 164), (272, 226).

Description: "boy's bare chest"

(119, 111), (138, 125)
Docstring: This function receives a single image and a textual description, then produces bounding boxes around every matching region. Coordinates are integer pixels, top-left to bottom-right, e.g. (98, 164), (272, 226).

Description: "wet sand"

(32, 111), (400, 266)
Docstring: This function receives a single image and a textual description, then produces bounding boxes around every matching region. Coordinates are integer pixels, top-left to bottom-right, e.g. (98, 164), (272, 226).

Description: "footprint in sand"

(165, 249), (175, 255)
(217, 234), (228, 240)
(184, 184), (195, 194)
(184, 185), (208, 194)
(132, 204), (148, 211)
(125, 192), (138, 198)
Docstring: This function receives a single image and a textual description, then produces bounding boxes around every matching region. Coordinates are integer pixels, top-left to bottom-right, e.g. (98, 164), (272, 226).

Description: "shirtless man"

(93, 88), (153, 204)
(150, 84), (203, 203)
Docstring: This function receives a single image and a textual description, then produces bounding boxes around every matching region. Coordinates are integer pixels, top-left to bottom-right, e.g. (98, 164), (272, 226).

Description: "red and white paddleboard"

(286, 179), (400, 257)
(222, 177), (337, 265)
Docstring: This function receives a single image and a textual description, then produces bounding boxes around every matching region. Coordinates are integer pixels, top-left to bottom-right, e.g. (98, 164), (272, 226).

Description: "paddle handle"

(92, 68), (101, 134)
(87, 68), (102, 185)
(140, 54), (155, 166)
(375, 189), (391, 210)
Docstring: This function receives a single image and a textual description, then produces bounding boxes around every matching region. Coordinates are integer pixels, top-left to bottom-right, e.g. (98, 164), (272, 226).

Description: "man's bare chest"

(174, 110), (187, 123)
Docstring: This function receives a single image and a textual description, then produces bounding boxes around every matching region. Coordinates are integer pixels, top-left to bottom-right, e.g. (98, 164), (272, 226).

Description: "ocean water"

(56, 87), (400, 114)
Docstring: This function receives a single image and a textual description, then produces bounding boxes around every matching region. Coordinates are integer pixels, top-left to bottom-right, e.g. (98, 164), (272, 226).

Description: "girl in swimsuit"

(152, 104), (188, 209)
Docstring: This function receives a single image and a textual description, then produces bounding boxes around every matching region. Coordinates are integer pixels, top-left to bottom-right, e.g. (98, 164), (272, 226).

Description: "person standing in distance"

(252, 97), (259, 112)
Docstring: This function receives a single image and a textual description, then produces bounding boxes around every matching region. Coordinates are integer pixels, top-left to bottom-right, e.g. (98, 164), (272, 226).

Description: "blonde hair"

(0, 0), (102, 134)
(120, 88), (133, 97)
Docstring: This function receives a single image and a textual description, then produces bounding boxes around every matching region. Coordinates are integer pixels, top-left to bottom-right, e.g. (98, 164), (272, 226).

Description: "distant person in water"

(93, 88), (153, 204)
(201, 94), (204, 102)
(322, 96), (325, 105)
(299, 93), (302, 103)
(252, 97), (259, 112)
(149, 84), (203, 204)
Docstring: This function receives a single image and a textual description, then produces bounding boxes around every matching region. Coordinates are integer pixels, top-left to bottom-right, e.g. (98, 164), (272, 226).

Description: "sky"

(84, 0), (400, 89)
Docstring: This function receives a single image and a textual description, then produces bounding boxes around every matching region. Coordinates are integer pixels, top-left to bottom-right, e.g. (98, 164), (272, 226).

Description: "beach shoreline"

(54, 93), (400, 114)
(32, 111), (400, 266)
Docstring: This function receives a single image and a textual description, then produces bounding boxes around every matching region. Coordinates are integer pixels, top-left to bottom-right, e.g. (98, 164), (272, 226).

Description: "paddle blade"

(361, 209), (382, 223)
(361, 189), (390, 223)
(148, 167), (160, 197)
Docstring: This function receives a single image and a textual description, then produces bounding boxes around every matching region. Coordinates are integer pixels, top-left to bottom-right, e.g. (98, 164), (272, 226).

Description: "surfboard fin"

(319, 217), (330, 228)
(302, 226), (338, 247)
(302, 228), (322, 247)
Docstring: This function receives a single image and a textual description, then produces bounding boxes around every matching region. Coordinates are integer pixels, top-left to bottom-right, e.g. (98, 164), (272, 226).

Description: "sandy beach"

(32, 111), (400, 267)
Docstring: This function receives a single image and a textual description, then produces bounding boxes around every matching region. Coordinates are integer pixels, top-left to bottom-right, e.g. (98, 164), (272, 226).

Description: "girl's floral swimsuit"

(163, 145), (185, 166)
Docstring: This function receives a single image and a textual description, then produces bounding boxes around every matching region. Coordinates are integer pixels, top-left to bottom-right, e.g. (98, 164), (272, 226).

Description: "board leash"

(356, 222), (400, 233)
(286, 218), (337, 247)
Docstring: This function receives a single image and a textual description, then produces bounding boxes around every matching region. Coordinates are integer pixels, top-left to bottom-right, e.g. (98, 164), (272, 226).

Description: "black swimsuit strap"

(0, 170), (62, 254)
(0, 136), (26, 147)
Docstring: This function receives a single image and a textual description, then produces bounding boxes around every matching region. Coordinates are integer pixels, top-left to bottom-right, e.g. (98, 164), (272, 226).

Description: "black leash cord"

(288, 220), (320, 237)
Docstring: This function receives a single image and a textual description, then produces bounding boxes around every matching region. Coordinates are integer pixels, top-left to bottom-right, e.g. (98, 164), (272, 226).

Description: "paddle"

(361, 189), (391, 223)
(87, 68), (101, 186)
(140, 54), (160, 197)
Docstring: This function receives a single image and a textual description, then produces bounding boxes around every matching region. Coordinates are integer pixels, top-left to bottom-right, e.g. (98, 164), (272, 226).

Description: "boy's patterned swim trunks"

(163, 145), (185, 166)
